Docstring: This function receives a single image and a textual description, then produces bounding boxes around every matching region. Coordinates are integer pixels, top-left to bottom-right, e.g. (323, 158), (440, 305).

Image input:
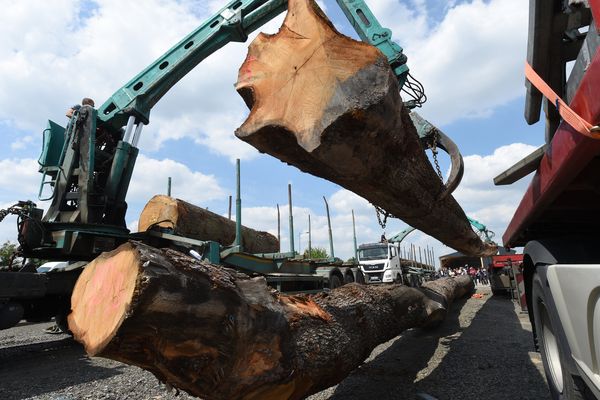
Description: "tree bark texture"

(138, 195), (279, 254)
(69, 241), (474, 400)
(234, 0), (496, 257)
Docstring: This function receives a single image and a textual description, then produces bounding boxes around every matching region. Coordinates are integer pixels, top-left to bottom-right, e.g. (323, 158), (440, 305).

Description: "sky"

(0, 0), (546, 267)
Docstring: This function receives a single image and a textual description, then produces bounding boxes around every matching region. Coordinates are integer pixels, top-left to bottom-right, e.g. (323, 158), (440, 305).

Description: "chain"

(430, 130), (444, 182)
(375, 206), (389, 229)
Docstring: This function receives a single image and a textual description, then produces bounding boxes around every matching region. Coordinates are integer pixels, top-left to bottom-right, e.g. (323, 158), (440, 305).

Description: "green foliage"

(346, 257), (356, 264)
(303, 246), (329, 259)
(0, 241), (17, 266)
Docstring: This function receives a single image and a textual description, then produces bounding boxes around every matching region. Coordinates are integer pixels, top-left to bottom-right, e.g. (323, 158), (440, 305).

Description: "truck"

(488, 253), (524, 296)
(357, 217), (495, 286)
(497, 1), (600, 398)
(0, 0), (463, 331)
(357, 226), (435, 286)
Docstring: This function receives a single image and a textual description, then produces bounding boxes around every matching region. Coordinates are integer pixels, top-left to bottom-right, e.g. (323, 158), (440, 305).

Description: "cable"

(402, 72), (427, 108)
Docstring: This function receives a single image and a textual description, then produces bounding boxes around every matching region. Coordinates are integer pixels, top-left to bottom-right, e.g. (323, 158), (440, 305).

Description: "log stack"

(69, 242), (474, 400)
(138, 195), (279, 254)
(234, 0), (496, 257)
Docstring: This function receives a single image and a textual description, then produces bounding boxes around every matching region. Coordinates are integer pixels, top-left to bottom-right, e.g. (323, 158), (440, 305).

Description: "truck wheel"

(329, 274), (342, 289)
(532, 269), (584, 400)
(344, 273), (354, 284)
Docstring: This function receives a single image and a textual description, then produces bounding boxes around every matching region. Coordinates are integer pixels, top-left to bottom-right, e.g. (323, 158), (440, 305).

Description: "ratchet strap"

(525, 62), (600, 139)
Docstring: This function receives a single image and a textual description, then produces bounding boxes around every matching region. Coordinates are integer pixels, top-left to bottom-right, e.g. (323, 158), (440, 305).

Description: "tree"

(303, 246), (329, 259)
(347, 257), (356, 264)
(0, 241), (17, 266)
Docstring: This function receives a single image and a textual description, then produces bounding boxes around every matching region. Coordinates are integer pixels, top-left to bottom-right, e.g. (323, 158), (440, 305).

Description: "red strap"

(525, 62), (600, 139)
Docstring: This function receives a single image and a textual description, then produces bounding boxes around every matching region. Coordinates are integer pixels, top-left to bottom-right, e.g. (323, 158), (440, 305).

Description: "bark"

(234, 0), (496, 257)
(138, 195), (279, 254)
(69, 241), (474, 400)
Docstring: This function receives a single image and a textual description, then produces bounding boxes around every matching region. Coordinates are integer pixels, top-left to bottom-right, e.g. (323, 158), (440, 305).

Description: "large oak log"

(234, 0), (496, 257)
(70, 241), (474, 400)
(138, 195), (279, 254)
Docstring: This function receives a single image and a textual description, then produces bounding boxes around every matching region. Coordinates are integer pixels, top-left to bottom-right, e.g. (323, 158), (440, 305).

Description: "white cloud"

(127, 154), (225, 207)
(372, 0), (527, 125)
(453, 143), (538, 244)
(0, 158), (40, 196)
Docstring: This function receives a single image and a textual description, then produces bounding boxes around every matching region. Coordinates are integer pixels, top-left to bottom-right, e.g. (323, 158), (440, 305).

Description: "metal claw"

(409, 112), (464, 199)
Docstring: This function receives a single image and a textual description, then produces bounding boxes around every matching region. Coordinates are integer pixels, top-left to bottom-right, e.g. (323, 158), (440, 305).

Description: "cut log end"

(68, 242), (140, 356)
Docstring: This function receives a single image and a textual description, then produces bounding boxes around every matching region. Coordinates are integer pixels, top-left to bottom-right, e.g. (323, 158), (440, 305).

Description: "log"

(138, 195), (279, 254)
(234, 0), (496, 257)
(69, 241), (474, 400)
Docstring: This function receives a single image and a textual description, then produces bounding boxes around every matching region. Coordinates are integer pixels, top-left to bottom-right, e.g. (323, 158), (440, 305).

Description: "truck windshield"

(358, 246), (388, 261)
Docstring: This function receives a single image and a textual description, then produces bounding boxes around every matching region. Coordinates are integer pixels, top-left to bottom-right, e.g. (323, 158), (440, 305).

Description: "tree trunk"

(69, 242), (474, 400)
(234, 0), (495, 257)
(138, 195), (279, 254)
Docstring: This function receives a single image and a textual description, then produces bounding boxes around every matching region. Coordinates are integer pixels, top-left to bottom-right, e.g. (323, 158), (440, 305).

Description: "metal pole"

(323, 196), (334, 258)
(228, 195), (232, 220)
(352, 210), (358, 261)
(167, 177), (172, 196)
(419, 246), (423, 265)
(288, 184), (295, 254)
(234, 159), (242, 249)
(308, 214), (312, 259)
(277, 204), (281, 252)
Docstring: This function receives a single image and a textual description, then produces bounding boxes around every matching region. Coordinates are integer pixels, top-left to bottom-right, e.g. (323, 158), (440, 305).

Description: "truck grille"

(366, 272), (384, 283)
(362, 263), (384, 271)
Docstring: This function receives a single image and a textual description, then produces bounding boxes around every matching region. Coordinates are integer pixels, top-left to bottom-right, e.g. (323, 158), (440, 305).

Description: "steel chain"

(430, 130), (444, 182)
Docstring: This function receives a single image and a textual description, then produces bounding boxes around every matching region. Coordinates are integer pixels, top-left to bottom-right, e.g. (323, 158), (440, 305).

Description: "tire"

(329, 274), (342, 289)
(354, 270), (365, 285)
(344, 273), (354, 284)
(394, 274), (403, 284)
(531, 268), (585, 400)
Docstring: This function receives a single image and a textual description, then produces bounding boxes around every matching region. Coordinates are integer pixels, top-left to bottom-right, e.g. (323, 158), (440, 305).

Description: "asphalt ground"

(0, 285), (549, 400)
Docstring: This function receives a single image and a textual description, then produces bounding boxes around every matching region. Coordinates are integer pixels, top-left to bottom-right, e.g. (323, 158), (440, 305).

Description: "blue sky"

(0, 0), (544, 264)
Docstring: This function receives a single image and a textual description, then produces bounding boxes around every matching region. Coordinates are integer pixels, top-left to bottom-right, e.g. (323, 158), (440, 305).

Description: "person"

(66, 98), (96, 223)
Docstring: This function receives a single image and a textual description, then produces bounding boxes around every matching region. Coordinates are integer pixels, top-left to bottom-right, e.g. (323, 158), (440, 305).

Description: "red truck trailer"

(498, 1), (600, 399)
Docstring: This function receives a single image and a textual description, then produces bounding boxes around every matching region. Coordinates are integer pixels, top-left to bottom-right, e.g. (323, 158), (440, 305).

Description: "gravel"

(0, 285), (549, 400)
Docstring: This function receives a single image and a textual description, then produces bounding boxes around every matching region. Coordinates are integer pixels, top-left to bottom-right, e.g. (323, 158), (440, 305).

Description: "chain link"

(430, 130), (444, 182)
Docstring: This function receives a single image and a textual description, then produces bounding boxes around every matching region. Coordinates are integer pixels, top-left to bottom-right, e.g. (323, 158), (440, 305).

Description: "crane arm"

(387, 217), (496, 246)
(98, 0), (288, 131)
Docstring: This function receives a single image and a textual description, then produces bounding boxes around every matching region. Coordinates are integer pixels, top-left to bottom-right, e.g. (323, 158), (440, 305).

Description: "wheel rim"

(540, 303), (564, 392)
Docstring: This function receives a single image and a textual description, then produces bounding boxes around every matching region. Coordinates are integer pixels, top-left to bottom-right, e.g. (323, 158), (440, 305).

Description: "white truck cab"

(357, 242), (402, 284)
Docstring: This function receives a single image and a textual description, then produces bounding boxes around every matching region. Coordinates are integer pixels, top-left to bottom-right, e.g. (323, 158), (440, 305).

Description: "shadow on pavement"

(0, 337), (125, 399)
(328, 291), (550, 400)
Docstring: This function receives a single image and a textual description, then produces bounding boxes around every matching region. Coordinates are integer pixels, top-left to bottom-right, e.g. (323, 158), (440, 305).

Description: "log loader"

(498, 1), (600, 398)
(0, 0), (468, 331)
